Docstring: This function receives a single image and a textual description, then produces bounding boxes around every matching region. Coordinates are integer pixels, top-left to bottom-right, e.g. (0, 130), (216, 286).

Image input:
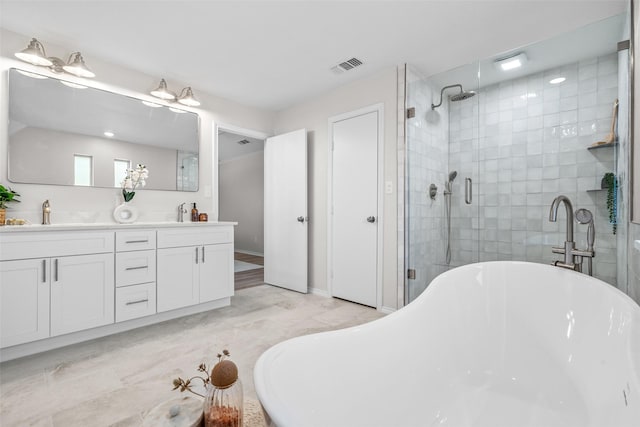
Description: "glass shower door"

(404, 62), (480, 304)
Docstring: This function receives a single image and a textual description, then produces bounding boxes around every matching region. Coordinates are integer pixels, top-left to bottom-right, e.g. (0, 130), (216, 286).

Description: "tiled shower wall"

(405, 67), (450, 301)
(448, 53), (619, 285)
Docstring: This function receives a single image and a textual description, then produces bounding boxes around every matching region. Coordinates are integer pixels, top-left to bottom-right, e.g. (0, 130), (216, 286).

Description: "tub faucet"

(177, 202), (187, 222)
(549, 195), (576, 270)
(42, 200), (51, 225)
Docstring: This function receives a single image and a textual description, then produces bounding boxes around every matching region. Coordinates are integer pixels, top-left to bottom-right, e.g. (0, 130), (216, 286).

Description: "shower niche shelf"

(587, 142), (618, 151)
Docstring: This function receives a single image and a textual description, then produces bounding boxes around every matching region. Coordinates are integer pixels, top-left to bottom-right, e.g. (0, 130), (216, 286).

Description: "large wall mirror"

(7, 68), (199, 191)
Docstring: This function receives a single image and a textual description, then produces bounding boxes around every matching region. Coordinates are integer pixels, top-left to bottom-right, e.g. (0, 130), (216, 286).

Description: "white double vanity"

(0, 222), (235, 361)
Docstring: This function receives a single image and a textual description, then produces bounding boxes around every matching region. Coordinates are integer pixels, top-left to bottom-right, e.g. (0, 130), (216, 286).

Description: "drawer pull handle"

(202, 246), (205, 263)
(54, 258), (59, 282)
(125, 299), (149, 306)
(125, 265), (148, 271)
(195, 247), (199, 264)
(125, 239), (149, 244)
(42, 259), (46, 283)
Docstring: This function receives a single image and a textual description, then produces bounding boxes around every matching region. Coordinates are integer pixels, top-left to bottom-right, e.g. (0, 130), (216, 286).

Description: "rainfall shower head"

(448, 171), (458, 182)
(431, 84), (476, 109)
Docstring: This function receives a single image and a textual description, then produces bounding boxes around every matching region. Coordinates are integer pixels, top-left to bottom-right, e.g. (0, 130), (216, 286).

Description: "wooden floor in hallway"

(235, 252), (264, 291)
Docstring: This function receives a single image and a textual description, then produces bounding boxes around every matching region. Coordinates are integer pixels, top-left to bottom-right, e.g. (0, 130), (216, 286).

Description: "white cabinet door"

(199, 243), (233, 303)
(157, 246), (199, 312)
(50, 253), (115, 337)
(0, 259), (50, 348)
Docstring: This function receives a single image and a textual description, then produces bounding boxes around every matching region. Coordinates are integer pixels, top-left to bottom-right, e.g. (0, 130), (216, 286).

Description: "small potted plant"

(0, 184), (20, 226)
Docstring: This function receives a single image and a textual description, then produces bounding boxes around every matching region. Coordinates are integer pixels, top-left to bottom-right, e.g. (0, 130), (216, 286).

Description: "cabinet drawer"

(0, 231), (114, 261)
(116, 250), (156, 287)
(157, 226), (234, 248)
(116, 283), (156, 322)
(116, 230), (156, 252)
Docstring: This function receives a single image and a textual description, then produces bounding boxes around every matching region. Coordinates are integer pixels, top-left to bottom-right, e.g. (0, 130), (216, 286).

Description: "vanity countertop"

(0, 221), (237, 233)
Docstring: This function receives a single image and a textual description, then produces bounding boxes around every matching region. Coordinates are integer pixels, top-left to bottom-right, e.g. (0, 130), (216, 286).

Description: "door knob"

(367, 216), (376, 223)
(297, 216), (305, 223)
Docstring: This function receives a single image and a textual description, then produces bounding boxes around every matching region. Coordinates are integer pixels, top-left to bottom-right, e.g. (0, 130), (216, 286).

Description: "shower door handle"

(465, 178), (472, 205)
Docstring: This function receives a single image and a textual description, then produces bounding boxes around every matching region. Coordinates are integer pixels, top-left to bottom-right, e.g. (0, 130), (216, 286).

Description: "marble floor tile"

(0, 285), (384, 426)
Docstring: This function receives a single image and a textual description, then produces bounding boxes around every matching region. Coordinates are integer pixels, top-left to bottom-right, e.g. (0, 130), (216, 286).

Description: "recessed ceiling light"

(142, 100), (162, 108)
(60, 81), (88, 89)
(16, 69), (48, 79)
(104, 131), (115, 138)
(494, 52), (527, 71)
(549, 77), (566, 85)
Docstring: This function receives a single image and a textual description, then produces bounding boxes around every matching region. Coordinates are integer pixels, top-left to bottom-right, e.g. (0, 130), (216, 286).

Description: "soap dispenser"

(191, 203), (199, 222)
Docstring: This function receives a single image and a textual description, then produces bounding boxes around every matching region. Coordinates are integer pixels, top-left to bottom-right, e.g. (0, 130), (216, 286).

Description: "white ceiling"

(0, 1), (627, 112)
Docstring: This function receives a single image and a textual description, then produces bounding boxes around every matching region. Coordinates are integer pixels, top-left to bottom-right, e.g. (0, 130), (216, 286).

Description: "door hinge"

(406, 107), (415, 119)
(407, 269), (416, 280)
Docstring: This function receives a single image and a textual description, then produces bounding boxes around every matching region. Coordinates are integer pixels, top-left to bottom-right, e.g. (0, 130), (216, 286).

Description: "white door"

(264, 129), (308, 293)
(50, 253), (114, 336)
(331, 109), (380, 307)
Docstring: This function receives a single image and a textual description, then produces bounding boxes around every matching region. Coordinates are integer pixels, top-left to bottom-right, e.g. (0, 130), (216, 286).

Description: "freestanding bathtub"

(254, 261), (640, 427)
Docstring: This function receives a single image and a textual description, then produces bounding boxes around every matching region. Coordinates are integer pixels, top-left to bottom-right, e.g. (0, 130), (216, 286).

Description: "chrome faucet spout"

(549, 195), (573, 243)
(178, 202), (187, 222)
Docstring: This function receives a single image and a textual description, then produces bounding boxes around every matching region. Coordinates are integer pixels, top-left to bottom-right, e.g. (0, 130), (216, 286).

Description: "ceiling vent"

(236, 139), (251, 145)
(331, 57), (363, 74)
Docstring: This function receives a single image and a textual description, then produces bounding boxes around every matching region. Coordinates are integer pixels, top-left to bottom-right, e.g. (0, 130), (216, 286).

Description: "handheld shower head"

(575, 208), (595, 250)
(448, 171), (458, 182)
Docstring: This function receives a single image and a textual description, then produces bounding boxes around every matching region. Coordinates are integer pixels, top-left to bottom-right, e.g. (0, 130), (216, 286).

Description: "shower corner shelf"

(587, 142), (618, 151)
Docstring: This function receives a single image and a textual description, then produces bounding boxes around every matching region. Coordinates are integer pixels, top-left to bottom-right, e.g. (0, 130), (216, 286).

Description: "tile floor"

(0, 285), (384, 426)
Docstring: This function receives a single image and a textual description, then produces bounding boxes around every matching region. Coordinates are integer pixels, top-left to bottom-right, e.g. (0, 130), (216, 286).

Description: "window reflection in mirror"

(7, 68), (200, 191)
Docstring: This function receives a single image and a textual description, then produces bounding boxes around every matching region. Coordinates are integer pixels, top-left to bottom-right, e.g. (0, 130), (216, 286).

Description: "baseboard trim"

(235, 249), (264, 257)
(309, 287), (330, 298)
(0, 298), (231, 362)
(379, 306), (396, 314)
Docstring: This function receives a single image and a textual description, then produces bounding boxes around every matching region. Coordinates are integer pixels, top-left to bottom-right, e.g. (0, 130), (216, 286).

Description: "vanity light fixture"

(177, 87), (200, 107)
(494, 52), (527, 71)
(14, 37), (96, 78)
(150, 79), (176, 100)
(15, 38), (52, 66)
(150, 79), (201, 107)
(169, 107), (188, 113)
(63, 52), (95, 78)
(549, 77), (566, 85)
(104, 131), (115, 138)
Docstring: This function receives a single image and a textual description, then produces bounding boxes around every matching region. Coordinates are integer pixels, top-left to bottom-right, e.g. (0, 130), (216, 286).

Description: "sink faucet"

(549, 195), (575, 269)
(177, 202), (187, 222)
(42, 199), (51, 225)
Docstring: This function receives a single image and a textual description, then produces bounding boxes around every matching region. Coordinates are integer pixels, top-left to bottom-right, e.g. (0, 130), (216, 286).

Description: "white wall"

(273, 67), (398, 310)
(0, 28), (275, 224)
(219, 151), (264, 254)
